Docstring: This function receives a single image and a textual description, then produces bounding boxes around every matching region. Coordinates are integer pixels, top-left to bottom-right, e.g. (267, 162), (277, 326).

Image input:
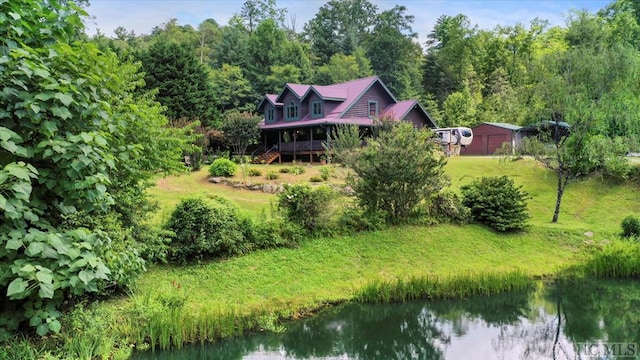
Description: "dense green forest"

(94, 0), (640, 141)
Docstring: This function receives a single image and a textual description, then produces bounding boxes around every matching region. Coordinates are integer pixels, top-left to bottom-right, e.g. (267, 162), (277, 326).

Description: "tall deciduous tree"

(366, 5), (424, 100)
(196, 19), (221, 65)
(245, 19), (287, 94)
(304, 0), (378, 64)
(209, 64), (255, 113)
(1, 0), (188, 335)
(149, 18), (199, 49)
(212, 17), (250, 69)
(314, 48), (372, 85)
(524, 44), (638, 222)
(424, 14), (475, 103)
(138, 42), (219, 126)
(240, 0), (287, 33)
(600, 0), (640, 49)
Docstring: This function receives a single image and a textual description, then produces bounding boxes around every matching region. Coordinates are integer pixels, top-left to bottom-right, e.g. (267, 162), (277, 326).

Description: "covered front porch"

(260, 126), (330, 163)
(257, 124), (373, 163)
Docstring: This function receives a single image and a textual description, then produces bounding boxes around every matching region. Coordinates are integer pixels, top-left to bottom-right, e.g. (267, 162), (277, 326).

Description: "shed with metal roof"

(463, 122), (523, 155)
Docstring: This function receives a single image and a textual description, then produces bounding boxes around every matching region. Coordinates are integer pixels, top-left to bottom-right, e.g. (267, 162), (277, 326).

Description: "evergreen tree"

(138, 42), (219, 126)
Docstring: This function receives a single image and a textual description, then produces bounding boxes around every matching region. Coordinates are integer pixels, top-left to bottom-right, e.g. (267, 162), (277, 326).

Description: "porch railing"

(279, 140), (328, 153)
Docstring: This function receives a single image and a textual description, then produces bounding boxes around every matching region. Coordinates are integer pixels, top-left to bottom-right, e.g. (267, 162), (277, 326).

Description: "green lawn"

(134, 225), (582, 315)
(127, 156), (640, 314)
(151, 157), (640, 233)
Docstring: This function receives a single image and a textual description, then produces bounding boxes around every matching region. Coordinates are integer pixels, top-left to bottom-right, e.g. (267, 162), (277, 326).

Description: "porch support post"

(278, 130), (282, 163)
(310, 126), (314, 163)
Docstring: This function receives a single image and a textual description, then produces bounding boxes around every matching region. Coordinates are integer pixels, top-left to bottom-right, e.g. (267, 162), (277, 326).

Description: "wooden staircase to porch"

(253, 150), (281, 164)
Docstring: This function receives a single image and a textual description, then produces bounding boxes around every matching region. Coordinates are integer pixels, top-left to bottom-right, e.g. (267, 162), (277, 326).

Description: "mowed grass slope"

(135, 225), (581, 315)
(446, 157), (640, 232)
(126, 157), (640, 316)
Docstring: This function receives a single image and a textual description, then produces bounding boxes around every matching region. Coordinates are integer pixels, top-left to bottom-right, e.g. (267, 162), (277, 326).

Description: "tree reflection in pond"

(131, 280), (640, 360)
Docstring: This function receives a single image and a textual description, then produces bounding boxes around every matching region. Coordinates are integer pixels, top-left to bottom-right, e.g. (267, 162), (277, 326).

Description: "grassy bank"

(126, 225), (582, 315)
(9, 157), (640, 359)
(110, 157), (640, 349)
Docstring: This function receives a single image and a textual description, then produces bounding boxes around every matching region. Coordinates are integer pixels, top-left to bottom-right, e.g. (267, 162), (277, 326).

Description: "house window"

(265, 108), (274, 123)
(368, 101), (378, 118)
(311, 101), (323, 118)
(286, 101), (299, 120)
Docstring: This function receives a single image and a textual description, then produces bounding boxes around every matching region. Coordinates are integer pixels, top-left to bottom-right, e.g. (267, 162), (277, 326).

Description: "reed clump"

(354, 271), (533, 303)
(575, 240), (640, 278)
(113, 290), (286, 351)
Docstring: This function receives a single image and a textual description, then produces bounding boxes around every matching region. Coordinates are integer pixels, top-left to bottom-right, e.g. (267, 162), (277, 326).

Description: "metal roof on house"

(301, 76), (380, 121)
(259, 76), (436, 129)
(256, 94), (282, 111)
(482, 122), (522, 131)
(261, 117), (376, 130)
(287, 84), (311, 98)
(306, 85), (348, 101)
(382, 100), (418, 120)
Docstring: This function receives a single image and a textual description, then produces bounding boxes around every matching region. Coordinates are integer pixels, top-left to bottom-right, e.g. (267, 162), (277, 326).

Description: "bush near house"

(164, 197), (304, 264)
(164, 197), (249, 263)
(209, 158), (237, 177)
(277, 184), (334, 233)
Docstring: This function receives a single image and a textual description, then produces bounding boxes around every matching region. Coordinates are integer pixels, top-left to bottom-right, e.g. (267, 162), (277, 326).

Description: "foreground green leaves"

(0, 0), (190, 337)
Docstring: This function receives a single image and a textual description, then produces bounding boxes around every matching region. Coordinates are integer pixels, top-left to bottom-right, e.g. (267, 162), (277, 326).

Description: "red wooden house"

(256, 76), (437, 162)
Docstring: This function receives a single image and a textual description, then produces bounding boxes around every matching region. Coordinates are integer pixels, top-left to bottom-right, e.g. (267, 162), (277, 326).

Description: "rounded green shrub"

(277, 184), (334, 232)
(319, 166), (332, 181)
(266, 172), (280, 180)
(460, 176), (530, 232)
(621, 215), (640, 239)
(290, 166), (306, 175)
(163, 197), (248, 263)
(208, 158), (237, 177)
(336, 207), (386, 234)
(428, 190), (471, 225)
(309, 176), (323, 182)
(248, 168), (262, 177)
(245, 218), (304, 249)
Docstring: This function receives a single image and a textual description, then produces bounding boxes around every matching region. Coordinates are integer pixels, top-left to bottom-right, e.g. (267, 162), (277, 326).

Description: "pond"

(131, 279), (640, 360)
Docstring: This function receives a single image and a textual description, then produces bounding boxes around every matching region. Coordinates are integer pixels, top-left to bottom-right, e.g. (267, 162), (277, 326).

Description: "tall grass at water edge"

(571, 240), (640, 278)
(113, 292), (286, 351)
(354, 271), (533, 303)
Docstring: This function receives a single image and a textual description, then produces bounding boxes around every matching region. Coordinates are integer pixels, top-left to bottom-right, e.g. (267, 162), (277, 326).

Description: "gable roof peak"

(275, 83), (311, 103)
(336, 75), (379, 84)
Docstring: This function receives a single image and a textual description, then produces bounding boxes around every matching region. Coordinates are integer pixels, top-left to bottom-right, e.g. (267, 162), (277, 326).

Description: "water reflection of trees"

(493, 279), (640, 360)
(132, 280), (640, 360)
(280, 303), (449, 359)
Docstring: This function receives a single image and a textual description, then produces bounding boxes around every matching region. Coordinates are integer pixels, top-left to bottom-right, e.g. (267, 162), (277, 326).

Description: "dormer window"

(368, 101), (378, 118)
(311, 101), (323, 118)
(286, 101), (299, 120)
(266, 108), (274, 123)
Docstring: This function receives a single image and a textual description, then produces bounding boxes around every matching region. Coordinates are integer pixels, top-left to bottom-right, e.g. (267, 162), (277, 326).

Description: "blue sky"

(85, 0), (612, 44)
